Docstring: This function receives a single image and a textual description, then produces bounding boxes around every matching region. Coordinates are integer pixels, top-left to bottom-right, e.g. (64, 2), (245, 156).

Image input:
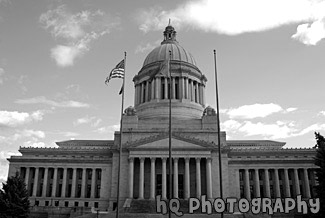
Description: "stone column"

(303, 168), (311, 198)
(294, 168), (300, 196)
(164, 77), (168, 99)
(155, 78), (160, 100)
(274, 169), (281, 198)
(173, 158), (179, 198)
(264, 169), (270, 198)
(184, 158), (190, 199)
(140, 83), (144, 103)
(52, 168), (58, 197)
(134, 85), (137, 105)
(206, 158), (212, 199)
(138, 84), (141, 104)
(42, 167), (48, 197)
(91, 168), (96, 198)
(196, 158), (201, 198)
(139, 158), (145, 199)
(195, 82), (199, 103)
(128, 158), (134, 199)
(202, 85), (206, 105)
(145, 81), (149, 102)
(32, 167), (39, 197)
(151, 80), (155, 101)
(191, 81), (195, 102)
(61, 168), (67, 198)
(180, 77), (184, 99)
(24, 167), (30, 188)
(254, 169), (260, 198)
(184, 78), (188, 99)
(244, 169), (251, 200)
(71, 168), (77, 198)
(81, 168), (86, 198)
(150, 158), (156, 199)
(171, 77), (175, 99)
(284, 168), (291, 197)
(162, 158), (167, 199)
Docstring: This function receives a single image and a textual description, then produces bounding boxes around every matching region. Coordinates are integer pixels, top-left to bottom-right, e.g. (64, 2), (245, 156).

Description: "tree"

(0, 172), (30, 218)
(314, 132), (325, 217)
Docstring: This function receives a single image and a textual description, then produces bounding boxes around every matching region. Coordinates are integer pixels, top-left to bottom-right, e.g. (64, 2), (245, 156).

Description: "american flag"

(105, 59), (125, 85)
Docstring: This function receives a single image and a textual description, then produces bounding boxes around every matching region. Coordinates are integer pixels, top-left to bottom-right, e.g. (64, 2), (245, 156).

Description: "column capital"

(206, 157), (212, 163)
(139, 157), (145, 162)
(150, 157), (156, 162)
(128, 157), (134, 162)
(185, 157), (190, 163)
(173, 157), (179, 162)
(195, 157), (201, 163)
(162, 157), (167, 162)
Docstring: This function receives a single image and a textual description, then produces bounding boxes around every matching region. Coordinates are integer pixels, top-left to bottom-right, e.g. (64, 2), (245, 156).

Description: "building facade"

(7, 25), (317, 216)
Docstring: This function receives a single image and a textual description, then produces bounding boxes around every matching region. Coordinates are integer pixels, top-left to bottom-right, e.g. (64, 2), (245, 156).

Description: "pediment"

(130, 137), (210, 150)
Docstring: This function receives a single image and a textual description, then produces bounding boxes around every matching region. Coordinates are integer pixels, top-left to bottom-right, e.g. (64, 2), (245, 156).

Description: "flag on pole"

(105, 59), (125, 94)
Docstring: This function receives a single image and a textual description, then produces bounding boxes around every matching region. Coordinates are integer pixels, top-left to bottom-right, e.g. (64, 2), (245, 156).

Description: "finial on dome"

(162, 20), (178, 45)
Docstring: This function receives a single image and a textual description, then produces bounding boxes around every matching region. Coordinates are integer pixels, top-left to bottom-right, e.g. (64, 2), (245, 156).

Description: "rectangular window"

(74, 202), (79, 207)
(65, 201), (69, 207)
(97, 170), (101, 180)
(94, 202), (99, 208)
(85, 202), (89, 207)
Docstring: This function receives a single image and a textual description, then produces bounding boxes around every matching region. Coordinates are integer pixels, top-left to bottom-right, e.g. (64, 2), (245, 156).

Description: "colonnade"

(239, 168), (316, 199)
(128, 157), (212, 200)
(134, 77), (205, 105)
(21, 167), (102, 199)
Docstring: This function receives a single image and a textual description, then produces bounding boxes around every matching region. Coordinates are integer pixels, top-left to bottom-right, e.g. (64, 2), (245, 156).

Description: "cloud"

(226, 103), (283, 119)
(137, 0), (325, 45)
(40, 5), (119, 67)
(15, 96), (90, 108)
(73, 115), (101, 127)
(94, 124), (119, 134)
(296, 123), (325, 136)
(18, 129), (45, 139)
(318, 111), (325, 116)
(285, 107), (297, 112)
(135, 40), (160, 54)
(22, 141), (46, 148)
(0, 110), (44, 127)
(238, 121), (297, 139)
(0, 68), (4, 84)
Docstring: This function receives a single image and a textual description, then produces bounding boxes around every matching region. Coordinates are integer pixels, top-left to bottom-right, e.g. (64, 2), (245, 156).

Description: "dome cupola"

(133, 24), (207, 120)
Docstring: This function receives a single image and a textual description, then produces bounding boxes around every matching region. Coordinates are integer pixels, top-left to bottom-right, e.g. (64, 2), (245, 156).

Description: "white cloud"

(137, 0), (325, 45)
(135, 40), (160, 54)
(226, 103), (282, 119)
(0, 110), (44, 127)
(221, 119), (242, 132)
(74, 115), (101, 127)
(0, 67), (4, 84)
(296, 123), (325, 136)
(19, 129), (45, 139)
(64, 132), (80, 137)
(239, 121), (296, 139)
(22, 141), (46, 148)
(94, 124), (119, 134)
(285, 107), (297, 112)
(15, 96), (89, 108)
(318, 111), (325, 116)
(40, 5), (119, 67)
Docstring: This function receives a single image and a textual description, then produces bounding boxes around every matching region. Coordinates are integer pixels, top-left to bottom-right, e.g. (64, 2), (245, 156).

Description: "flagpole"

(168, 50), (172, 218)
(214, 49), (223, 218)
(116, 52), (126, 218)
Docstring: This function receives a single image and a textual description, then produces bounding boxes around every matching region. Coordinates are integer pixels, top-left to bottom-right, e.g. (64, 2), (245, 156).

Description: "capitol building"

(7, 25), (317, 217)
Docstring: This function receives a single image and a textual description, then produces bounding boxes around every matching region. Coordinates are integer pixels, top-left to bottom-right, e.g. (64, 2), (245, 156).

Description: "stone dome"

(142, 25), (197, 68)
(143, 43), (197, 67)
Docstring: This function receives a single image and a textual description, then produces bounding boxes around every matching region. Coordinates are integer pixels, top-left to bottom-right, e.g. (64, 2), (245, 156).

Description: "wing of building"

(7, 24), (317, 217)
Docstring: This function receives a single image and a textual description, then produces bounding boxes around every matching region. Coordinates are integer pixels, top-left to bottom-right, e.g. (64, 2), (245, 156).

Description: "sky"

(1, 0), (325, 186)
